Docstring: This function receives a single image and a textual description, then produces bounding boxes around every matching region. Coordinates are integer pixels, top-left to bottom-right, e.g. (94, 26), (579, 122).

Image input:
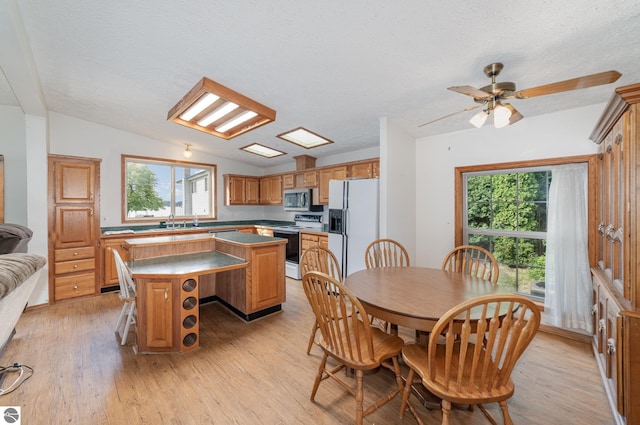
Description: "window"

(455, 156), (597, 299)
(122, 155), (216, 222)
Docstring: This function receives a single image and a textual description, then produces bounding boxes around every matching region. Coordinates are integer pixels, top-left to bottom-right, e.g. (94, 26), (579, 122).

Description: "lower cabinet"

(300, 232), (328, 259)
(592, 268), (640, 424)
(136, 277), (200, 353)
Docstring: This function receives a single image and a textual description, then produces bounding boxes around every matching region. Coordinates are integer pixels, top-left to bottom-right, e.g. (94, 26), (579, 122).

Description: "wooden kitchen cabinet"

(318, 166), (347, 204)
(350, 160), (380, 179)
(140, 280), (174, 350)
(282, 173), (295, 189)
(101, 238), (127, 288)
(224, 175), (259, 205)
(302, 170), (317, 188)
(300, 231), (328, 259)
(590, 82), (640, 425)
(259, 175), (282, 205)
(48, 155), (101, 302)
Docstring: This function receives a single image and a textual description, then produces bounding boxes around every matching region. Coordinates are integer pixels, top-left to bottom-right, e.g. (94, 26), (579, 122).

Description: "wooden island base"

(123, 232), (286, 354)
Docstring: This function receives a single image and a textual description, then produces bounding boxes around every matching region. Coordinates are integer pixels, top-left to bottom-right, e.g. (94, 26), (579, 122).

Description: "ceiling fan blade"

(448, 85), (493, 100)
(418, 104), (484, 127)
(513, 70), (621, 99)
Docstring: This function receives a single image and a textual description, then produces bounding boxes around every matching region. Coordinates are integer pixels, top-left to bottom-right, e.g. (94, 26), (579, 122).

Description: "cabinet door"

(303, 171), (317, 188)
(102, 239), (126, 288)
(269, 176), (282, 204)
(350, 162), (373, 179)
(144, 281), (174, 349)
(250, 245), (285, 311)
(227, 176), (246, 205)
(54, 206), (95, 248)
(245, 178), (259, 204)
(319, 235), (328, 250)
(319, 167), (347, 204)
(54, 160), (96, 203)
(282, 174), (295, 189)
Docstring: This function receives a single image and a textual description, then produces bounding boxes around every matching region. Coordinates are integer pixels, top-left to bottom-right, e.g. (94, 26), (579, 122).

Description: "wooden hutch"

(590, 82), (640, 425)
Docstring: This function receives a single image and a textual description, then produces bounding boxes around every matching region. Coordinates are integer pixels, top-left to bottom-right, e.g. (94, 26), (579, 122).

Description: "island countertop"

(126, 251), (248, 278)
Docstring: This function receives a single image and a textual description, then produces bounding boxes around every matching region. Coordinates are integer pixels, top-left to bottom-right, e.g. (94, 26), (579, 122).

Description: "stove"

(272, 214), (323, 279)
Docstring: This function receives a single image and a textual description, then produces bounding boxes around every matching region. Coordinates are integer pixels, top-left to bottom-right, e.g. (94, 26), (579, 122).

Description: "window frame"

(454, 155), (598, 292)
(121, 154), (217, 224)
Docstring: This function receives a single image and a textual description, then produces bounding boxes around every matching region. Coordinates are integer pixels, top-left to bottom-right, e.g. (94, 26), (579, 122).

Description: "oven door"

(272, 229), (300, 264)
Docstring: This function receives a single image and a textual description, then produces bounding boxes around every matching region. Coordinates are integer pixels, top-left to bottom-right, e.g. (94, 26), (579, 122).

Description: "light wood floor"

(1, 278), (614, 425)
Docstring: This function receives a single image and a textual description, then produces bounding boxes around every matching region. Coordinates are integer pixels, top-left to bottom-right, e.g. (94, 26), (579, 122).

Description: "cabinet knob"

(73, 252), (79, 256)
(73, 285), (78, 290)
(164, 288), (169, 301)
(73, 264), (78, 269)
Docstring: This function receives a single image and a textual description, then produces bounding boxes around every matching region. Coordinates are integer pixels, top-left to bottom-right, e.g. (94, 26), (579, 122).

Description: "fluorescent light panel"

(240, 143), (286, 158)
(276, 127), (334, 149)
(168, 77), (276, 140)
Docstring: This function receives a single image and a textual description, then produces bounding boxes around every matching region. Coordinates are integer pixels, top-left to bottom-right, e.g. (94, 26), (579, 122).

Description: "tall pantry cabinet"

(590, 83), (640, 425)
(48, 155), (101, 303)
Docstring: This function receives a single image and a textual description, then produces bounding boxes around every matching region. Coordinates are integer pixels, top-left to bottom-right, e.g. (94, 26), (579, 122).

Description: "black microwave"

(283, 189), (322, 212)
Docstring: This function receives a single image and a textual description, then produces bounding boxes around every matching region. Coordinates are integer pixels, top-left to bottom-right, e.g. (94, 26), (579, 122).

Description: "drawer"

(55, 258), (96, 275)
(55, 246), (95, 262)
(301, 234), (319, 242)
(54, 272), (96, 300)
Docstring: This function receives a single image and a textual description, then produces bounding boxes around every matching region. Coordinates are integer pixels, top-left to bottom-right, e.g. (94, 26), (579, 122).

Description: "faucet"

(168, 213), (175, 229)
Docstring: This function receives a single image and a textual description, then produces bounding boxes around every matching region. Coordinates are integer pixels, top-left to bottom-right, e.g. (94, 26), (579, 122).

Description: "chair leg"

(498, 400), (513, 425)
(399, 368), (414, 417)
(355, 369), (364, 425)
(121, 301), (135, 346)
(115, 302), (128, 333)
(310, 353), (328, 401)
(306, 320), (319, 354)
(441, 399), (452, 425)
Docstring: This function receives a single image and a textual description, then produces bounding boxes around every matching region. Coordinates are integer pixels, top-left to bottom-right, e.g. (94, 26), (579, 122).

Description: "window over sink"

(122, 154), (216, 223)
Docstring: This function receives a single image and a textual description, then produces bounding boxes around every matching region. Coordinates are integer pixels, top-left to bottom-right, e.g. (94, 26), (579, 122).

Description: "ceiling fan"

(420, 63), (621, 129)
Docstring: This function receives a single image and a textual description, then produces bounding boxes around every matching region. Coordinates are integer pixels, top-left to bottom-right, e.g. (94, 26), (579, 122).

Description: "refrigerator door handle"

(342, 233), (348, 280)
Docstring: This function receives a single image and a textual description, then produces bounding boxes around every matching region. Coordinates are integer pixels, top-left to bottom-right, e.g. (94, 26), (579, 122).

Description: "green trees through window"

(465, 170), (551, 297)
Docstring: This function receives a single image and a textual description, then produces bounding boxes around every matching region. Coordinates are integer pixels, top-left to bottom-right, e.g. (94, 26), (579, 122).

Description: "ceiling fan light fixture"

(469, 110), (490, 128)
(493, 104), (512, 128)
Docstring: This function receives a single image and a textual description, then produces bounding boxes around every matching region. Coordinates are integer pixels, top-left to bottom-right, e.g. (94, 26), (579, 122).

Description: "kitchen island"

(123, 232), (286, 353)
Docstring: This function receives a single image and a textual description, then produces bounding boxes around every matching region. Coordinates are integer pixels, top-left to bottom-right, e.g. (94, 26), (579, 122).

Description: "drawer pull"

(607, 338), (616, 355)
(73, 252), (79, 256)
(73, 264), (78, 269)
(73, 285), (78, 290)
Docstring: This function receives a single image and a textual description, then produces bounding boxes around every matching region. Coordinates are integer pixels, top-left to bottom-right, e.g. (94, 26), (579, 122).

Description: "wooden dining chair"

(365, 238), (410, 334)
(109, 247), (137, 346)
(364, 238), (410, 268)
(441, 245), (500, 284)
(399, 293), (541, 425)
(300, 246), (342, 354)
(301, 271), (405, 425)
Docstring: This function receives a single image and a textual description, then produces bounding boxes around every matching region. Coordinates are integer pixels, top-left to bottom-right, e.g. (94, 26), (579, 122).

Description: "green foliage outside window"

(126, 163), (165, 214)
(466, 170), (550, 296)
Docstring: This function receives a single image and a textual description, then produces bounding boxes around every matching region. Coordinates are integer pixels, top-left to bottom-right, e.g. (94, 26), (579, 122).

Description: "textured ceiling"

(2, 0), (640, 167)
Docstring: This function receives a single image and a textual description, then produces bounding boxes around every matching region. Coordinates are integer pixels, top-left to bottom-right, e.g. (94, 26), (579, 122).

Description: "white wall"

(0, 105), (28, 224)
(415, 103), (603, 268)
(380, 117), (416, 262)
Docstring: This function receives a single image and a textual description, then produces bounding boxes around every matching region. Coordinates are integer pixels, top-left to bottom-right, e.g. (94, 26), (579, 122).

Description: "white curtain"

(544, 164), (592, 333)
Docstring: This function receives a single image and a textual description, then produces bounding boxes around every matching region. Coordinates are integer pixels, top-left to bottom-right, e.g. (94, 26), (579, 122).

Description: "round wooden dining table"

(344, 266), (506, 333)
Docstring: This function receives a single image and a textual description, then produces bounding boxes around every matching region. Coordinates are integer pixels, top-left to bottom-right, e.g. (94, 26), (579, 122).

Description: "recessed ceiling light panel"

(240, 143), (286, 158)
(168, 77), (276, 140)
(276, 127), (334, 149)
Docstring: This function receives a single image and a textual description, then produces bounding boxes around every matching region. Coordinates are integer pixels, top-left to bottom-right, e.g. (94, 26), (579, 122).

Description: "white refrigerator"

(328, 179), (379, 280)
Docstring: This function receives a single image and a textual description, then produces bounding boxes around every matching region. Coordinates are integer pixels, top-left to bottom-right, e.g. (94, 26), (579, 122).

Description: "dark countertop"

(124, 231), (286, 247)
(126, 251), (248, 278)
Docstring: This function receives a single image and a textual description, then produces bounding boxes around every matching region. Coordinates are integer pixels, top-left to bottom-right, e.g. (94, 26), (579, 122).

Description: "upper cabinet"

(259, 175), (282, 205)
(319, 166), (348, 204)
(224, 175), (259, 205)
(224, 158), (379, 207)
